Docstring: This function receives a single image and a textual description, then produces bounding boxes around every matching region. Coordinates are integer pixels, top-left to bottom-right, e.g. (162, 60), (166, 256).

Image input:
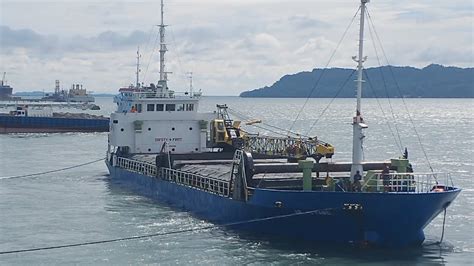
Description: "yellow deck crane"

(209, 105), (335, 161)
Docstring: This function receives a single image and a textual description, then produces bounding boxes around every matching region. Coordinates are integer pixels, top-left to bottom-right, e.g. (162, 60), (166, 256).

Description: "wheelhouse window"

(177, 104), (185, 111)
(186, 104), (194, 111)
(156, 104), (164, 111)
(135, 103), (142, 113)
(147, 104), (155, 111)
(166, 104), (175, 111)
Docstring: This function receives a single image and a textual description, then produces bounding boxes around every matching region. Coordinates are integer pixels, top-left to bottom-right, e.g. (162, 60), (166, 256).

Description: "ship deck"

(130, 154), (338, 190)
(120, 152), (450, 194)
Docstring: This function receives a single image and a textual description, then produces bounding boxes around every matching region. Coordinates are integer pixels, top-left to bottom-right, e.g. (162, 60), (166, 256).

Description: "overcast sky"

(0, 0), (472, 95)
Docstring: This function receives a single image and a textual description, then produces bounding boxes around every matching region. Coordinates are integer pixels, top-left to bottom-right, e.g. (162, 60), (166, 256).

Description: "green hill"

(240, 64), (473, 98)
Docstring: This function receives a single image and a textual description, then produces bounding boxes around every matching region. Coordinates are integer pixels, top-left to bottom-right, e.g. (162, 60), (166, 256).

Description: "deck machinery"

(210, 104), (335, 162)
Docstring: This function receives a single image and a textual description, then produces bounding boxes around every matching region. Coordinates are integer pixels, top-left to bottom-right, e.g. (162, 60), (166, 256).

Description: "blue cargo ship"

(106, 0), (461, 248)
(0, 106), (109, 133)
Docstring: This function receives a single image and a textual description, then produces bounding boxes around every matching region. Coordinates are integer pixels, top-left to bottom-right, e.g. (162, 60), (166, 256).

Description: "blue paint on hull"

(107, 163), (460, 248)
(0, 115), (109, 133)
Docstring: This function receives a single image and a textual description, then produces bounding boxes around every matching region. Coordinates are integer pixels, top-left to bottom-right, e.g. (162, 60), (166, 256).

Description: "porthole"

(148, 128), (151, 131)
(189, 127), (193, 130)
(172, 148), (175, 152)
(172, 127), (175, 131)
(148, 148), (151, 152)
(121, 128), (124, 132)
(195, 148), (198, 151)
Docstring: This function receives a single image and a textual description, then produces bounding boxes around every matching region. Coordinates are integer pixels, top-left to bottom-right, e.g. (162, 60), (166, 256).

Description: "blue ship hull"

(107, 163), (460, 248)
(0, 115), (109, 133)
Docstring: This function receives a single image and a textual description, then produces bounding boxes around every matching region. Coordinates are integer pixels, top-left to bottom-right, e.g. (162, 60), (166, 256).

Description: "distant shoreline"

(13, 92), (116, 97)
(239, 96), (474, 99)
(11, 93), (473, 99)
(240, 64), (474, 98)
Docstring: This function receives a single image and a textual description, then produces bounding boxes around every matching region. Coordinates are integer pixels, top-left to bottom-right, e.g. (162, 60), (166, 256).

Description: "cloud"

(234, 33), (281, 51)
(288, 15), (329, 29)
(415, 46), (474, 66)
(295, 37), (334, 55)
(0, 0), (472, 95)
(0, 25), (59, 52)
(395, 10), (437, 23)
(0, 26), (148, 56)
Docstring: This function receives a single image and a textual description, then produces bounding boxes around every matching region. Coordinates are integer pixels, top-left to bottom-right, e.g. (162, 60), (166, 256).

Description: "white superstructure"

(109, 88), (212, 154)
(109, 0), (212, 155)
(68, 84), (95, 103)
(12, 105), (53, 117)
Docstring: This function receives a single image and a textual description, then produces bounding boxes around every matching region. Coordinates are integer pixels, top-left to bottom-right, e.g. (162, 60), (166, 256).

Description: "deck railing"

(116, 157), (157, 177)
(131, 91), (200, 100)
(161, 168), (230, 197)
(114, 156), (230, 197)
(362, 172), (453, 193)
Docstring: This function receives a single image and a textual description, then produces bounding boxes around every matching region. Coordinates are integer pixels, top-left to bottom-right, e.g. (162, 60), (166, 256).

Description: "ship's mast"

(350, 0), (369, 180)
(158, 0), (168, 93)
(136, 46), (141, 88)
(187, 72), (193, 97)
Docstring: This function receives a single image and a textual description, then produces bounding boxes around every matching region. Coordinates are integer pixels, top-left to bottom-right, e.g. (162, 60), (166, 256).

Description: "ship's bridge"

(115, 85), (202, 113)
(109, 87), (213, 155)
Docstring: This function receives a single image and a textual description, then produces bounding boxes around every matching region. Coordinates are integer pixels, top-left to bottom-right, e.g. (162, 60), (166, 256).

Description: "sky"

(0, 0), (472, 95)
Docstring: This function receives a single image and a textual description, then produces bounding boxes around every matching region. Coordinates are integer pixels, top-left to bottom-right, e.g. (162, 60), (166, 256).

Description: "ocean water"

(0, 97), (472, 265)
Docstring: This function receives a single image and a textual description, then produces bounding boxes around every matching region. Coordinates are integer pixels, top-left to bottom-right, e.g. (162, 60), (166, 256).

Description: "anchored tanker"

(106, 0), (460, 247)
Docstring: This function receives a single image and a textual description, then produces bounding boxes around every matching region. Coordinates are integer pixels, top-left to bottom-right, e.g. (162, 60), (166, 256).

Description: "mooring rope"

(0, 158), (105, 180)
(439, 208), (447, 244)
(423, 207), (448, 247)
(0, 208), (335, 255)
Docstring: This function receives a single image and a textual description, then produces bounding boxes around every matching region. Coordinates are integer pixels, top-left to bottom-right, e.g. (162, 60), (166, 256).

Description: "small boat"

(106, 0), (461, 247)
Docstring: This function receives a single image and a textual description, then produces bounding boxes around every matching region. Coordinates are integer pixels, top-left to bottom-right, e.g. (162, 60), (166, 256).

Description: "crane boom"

(210, 104), (335, 160)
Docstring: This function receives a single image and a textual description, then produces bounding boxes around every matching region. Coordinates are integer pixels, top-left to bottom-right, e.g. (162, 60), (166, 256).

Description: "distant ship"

(0, 72), (15, 101)
(0, 105), (109, 133)
(106, 0), (461, 248)
(42, 80), (95, 103)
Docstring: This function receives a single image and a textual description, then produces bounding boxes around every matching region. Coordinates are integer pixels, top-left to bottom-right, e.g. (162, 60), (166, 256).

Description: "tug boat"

(106, 0), (461, 247)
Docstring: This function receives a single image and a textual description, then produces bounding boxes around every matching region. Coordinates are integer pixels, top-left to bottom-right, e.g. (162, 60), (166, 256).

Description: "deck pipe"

(254, 161), (395, 174)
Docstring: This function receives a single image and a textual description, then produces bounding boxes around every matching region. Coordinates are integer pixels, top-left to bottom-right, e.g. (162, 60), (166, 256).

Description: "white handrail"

(362, 172), (452, 193)
(161, 167), (230, 196)
(114, 156), (229, 197)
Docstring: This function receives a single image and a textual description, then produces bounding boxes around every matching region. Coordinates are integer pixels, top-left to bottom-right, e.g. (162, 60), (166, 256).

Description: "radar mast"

(157, 0), (169, 95)
(350, 0), (369, 180)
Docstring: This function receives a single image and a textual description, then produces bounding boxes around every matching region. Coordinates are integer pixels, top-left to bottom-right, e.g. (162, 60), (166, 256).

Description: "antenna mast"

(350, 0), (369, 180)
(187, 72), (193, 97)
(136, 46), (141, 88)
(158, 0), (168, 92)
